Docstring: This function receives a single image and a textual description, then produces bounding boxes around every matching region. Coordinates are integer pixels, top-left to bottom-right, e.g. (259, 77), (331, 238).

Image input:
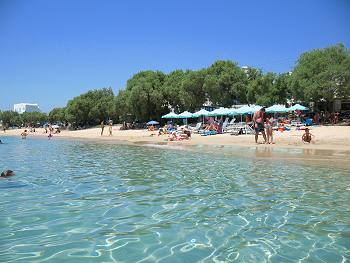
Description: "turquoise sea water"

(0, 137), (349, 262)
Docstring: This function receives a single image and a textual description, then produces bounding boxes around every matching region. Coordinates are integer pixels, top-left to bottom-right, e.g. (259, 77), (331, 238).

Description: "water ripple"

(0, 137), (349, 262)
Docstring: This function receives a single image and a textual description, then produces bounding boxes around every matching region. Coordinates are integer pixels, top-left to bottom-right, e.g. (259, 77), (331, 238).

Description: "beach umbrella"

(192, 109), (210, 117)
(161, 112), (179, 118)
(178, 111), (193, 125)
(234, 105), (259, 122)
(146, 120), (159, 125)
(235, 105), (255, 115)
(208, 107), (230, 116)
(193, 109), (210, 124)
(266, 104), (288, 113)
(251, 105), (263, 112)
(288, 104), (309, 111)
(177, 111), (193, 118)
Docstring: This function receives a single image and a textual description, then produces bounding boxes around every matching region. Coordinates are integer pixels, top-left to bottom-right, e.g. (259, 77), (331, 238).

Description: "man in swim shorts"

(253, 107), (267, 144)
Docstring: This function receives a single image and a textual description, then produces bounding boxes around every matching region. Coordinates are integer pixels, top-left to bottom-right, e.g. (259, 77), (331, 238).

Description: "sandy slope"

(2, 125), (350, 152)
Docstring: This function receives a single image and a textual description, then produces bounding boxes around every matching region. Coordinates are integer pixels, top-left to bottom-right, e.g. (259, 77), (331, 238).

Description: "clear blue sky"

(1, 0), (349, 112)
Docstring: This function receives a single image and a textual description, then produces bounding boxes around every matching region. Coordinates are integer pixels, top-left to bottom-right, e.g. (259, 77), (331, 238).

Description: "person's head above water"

(1, 170), (15, 177)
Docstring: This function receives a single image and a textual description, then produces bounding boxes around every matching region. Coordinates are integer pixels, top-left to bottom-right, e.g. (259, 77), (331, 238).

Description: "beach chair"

(201, 130), (217, 136)
(220, 118), (229, 134)
(191, 122), (202, 134)
(304, 118), (313, 126)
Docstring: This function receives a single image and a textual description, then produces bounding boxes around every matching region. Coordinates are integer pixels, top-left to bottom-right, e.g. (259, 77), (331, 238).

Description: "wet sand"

(2, 125), (350, 169)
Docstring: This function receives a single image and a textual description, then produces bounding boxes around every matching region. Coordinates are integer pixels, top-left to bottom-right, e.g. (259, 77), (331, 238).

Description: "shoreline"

(2, 126), (350, 169)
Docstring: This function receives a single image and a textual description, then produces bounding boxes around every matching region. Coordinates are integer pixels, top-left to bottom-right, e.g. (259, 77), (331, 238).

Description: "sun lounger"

(190, 122), (203, 134)
(200, 130), (217, 136)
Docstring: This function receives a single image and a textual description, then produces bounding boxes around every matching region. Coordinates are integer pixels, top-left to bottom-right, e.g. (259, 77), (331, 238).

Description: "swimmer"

(1, 170), (15, 178)
(48, 133), (53, 140)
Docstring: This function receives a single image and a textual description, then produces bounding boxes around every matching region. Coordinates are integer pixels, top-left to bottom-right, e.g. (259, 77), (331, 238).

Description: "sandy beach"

(2, 125), (350, 151)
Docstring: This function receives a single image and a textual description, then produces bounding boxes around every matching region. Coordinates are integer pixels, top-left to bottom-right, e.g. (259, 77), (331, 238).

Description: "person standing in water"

(253, 107), (267, 144)
(100, 121), (105, 136)
(109, 121), (113, 136)
(21, 130), (28, 139)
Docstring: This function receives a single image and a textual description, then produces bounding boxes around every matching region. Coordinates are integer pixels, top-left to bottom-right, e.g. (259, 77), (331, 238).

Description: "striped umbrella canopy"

(266, 104), (288, 113)
(192, 109), (210, 117)
(161, 112), (179, 118)
(288, 104), (309, 111)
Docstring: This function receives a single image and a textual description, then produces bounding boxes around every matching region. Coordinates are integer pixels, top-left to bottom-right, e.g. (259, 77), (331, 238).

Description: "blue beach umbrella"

(146, 120), (159, 125)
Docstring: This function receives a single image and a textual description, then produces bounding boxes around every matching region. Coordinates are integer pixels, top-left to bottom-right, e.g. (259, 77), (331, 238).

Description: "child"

(265, 115), (274, 144)
(302, 128), (314, 143)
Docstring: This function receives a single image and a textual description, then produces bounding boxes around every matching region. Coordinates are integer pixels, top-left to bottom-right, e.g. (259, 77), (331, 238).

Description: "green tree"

(291, 44), (350, 105)
(48, 107), (67, 123)
(161, 70), (188, 112)
(247, 72), (276, 105)
(66, 88), (115, 127)
(203, 61), (247, 106)
(125, 71), (166, 121)
(21, 112), (47, 126)
(180, 70), (207, 111)
(0, 111), (22, 127)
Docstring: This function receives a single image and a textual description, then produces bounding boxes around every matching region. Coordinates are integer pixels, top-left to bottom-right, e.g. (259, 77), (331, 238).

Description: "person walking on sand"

(100, 121), (105, 136)
(109, 121), (113, 136)
(253, 107), (267, 144)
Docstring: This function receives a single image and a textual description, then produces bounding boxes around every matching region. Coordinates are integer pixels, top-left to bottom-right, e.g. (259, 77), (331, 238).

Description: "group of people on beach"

(253, 107), (314, 144)
(100, 120), (113, 136)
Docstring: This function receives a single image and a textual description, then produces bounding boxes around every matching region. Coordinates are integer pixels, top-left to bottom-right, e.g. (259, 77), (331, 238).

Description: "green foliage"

(21, 112), (47, 125)
(203, 61), (247, 106)
(0, 111), (47, 127)
(125, 71), (166, 121)
(0, 111), (21, 127)
(291, 43), (350, 102)
(180, 70), (207, 111)
(65, 88), (115, 127)
(48, 107), (67, 123)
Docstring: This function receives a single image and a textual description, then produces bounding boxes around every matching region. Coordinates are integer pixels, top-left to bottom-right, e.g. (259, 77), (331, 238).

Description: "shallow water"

(0, 136), (349, 262)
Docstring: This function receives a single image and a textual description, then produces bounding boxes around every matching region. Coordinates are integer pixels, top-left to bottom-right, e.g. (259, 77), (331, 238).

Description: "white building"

(14, 103), (40, 114)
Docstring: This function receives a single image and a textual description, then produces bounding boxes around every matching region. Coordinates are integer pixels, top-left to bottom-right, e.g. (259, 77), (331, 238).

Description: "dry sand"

(3, 125), (350, 150)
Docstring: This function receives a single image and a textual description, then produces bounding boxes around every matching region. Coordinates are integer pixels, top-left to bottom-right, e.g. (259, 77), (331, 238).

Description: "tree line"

(1, 44), (349, 128)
